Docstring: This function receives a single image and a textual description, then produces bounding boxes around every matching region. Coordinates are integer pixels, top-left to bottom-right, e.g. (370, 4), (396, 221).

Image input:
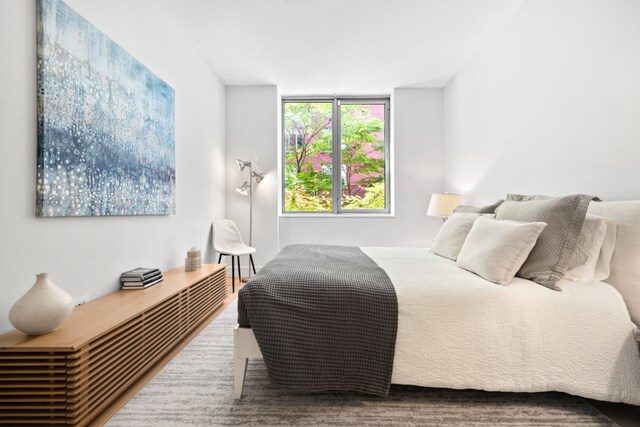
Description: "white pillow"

(564, 215), (608, 282)
(431, 213), (483, 261)
(594, 216), (617, 281)
(457, 217), (547, 285)
(587, 201), (637, 326)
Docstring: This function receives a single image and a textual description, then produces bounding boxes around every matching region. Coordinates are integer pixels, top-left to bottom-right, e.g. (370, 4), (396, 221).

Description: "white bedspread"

(362, 247), (640, 405)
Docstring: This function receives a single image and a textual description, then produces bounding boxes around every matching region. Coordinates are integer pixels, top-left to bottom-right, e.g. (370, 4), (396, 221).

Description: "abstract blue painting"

(36, 0), (176, 217)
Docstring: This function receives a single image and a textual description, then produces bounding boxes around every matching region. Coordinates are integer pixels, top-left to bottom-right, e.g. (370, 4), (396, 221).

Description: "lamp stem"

(249, 164), (253, 282)
(249, 164), (253, 248)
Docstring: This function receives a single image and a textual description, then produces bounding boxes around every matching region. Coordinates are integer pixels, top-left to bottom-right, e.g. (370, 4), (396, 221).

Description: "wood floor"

(93, 278), (639, 426)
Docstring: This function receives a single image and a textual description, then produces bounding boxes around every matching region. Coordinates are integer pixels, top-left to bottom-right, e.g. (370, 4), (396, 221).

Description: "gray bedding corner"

(237, 244), (398, 396)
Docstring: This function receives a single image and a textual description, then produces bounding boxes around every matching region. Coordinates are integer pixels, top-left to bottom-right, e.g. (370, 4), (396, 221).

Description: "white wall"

(224, 86), (279, 272)
(444, 0), (640, 204)
(279, 88), (445, 250)
(0, 0), (226, 333)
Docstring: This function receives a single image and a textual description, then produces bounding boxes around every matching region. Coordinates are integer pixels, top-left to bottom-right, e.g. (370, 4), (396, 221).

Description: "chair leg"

(249, 254), (256, 274)
(237, 256), (242, 283)
(217, 253), (223, 264)
(231, 256), (235, 293)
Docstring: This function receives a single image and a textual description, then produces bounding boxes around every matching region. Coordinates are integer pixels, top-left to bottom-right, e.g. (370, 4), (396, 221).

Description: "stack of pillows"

(431, 194), (617, 289)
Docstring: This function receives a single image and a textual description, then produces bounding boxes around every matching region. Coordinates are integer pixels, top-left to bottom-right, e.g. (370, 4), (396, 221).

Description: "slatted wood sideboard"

(0, 264), (226, 426)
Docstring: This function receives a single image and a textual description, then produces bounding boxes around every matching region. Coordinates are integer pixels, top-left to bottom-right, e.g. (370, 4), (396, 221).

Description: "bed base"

(233, 325), (263, 399)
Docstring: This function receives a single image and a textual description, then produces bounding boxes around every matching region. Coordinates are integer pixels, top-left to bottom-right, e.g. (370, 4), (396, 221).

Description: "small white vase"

(9, 273), (74, 336)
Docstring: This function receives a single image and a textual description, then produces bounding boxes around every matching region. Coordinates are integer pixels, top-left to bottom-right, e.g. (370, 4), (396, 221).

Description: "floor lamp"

(236, 159), (265, 277)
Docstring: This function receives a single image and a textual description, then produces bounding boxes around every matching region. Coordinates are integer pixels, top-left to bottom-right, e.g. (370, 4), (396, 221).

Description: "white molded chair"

(213, 219), (256, 292)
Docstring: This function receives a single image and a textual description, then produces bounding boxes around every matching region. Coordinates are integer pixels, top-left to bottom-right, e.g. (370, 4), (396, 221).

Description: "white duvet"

(362, 247), (640, 406)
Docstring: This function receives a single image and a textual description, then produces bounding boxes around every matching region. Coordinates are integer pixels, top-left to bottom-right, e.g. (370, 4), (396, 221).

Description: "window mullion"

(332, 97), (341, 214)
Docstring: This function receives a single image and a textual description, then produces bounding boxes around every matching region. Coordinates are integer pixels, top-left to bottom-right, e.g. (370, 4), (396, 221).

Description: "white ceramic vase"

(9, 273), (74, 336)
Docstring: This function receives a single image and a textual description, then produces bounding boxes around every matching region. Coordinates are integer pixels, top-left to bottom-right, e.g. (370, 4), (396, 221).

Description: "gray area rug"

(107, 303), (617, 426)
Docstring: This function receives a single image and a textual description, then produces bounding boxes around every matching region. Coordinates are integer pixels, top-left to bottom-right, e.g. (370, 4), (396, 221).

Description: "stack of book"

(120, 268), (163, 290)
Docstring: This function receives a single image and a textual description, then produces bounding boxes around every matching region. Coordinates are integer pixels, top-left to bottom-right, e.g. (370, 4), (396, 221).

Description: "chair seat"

(216, 244), (256, 256)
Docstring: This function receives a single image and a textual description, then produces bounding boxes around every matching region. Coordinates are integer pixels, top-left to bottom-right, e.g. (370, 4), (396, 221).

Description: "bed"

(233, 201), (640, 406)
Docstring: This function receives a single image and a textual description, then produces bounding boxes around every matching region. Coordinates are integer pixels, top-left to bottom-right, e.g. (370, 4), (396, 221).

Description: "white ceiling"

(155, 0), (525, 94)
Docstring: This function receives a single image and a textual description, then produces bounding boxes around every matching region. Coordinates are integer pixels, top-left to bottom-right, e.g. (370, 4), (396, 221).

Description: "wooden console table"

(0, 264), (226, 426)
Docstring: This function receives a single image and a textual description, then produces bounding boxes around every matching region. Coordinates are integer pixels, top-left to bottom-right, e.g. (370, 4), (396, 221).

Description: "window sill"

(279, 213), (395, 218)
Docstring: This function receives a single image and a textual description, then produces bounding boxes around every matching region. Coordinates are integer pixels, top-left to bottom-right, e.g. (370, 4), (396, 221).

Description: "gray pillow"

(454, 199), (504, 214)
(495, 194), (594, 290)
(507, 194), (601, 202)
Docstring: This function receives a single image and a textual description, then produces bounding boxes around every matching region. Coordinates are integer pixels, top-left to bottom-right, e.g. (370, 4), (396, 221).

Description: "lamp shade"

(252, 171), (265, 183)
(236, 181), (249, 196)
(427, 193), (461, 218)
(236, 159), (251, 172)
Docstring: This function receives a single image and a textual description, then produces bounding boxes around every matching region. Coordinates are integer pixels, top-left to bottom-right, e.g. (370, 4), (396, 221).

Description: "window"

(282, 96), (390, 214)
